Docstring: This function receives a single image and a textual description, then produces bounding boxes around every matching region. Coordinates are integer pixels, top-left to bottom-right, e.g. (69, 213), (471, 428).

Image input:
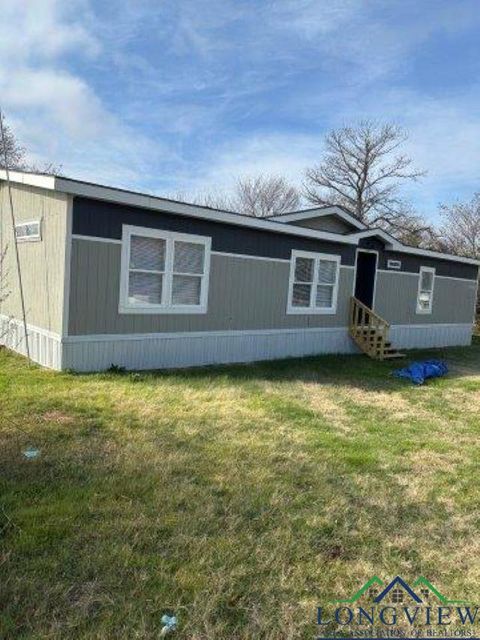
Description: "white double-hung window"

(287, 250), (341, 314)
(416, 266), (435, 314)
(119, 225), (211, 314)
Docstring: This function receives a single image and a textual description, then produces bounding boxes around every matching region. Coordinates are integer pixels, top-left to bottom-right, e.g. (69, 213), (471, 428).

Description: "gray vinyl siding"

(0, 182), (69, 334)
(374, 271), (477, 325)
(291, 215), (356, 234)
(68, 238), (355, 335)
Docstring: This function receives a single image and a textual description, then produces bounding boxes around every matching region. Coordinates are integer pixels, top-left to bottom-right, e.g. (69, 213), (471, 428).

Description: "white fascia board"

(269, 206), (367, 230)
(54, 177), (359, 246)
(0, 169), (56, 191)
(349, 228), (399, 248)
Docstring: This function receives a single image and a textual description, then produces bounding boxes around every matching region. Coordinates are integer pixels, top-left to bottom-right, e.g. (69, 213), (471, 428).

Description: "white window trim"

(416, 266), (435, 315)
(15, 220), (42, 242)
(119, 224), (211, 315)
(287, 250), (341, 315)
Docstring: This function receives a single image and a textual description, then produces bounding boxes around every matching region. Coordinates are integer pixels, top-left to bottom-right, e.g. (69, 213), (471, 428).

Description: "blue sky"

(1, 0), (480, 221)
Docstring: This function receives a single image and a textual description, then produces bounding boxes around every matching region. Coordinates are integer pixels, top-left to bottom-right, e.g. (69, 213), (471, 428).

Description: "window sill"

(119, 304), (208, 315)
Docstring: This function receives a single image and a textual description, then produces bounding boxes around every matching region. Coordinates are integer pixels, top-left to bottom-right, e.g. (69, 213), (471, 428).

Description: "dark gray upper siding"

(72, 196), (479, 280)
(72, 196), (357, 264)
(358, 237), (478, 279)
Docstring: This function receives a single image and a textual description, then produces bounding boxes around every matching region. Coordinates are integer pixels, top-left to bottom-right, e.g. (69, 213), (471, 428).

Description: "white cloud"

(0, 0), (159, 189)
(168, 132), (322, 200)
(0, 0), (100, 63)
(1, 0), (479, 219)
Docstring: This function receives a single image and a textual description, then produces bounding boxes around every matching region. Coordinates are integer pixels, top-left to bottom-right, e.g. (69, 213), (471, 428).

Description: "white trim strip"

(63, 322), (473, 344)
(72, 234), (122, 244)
(377, 269), (478, 283)
(62, 197), (73, 337)
(71, 239), (357, 268)
(64, 326), (350, 343)
(212, 251), (289, 263)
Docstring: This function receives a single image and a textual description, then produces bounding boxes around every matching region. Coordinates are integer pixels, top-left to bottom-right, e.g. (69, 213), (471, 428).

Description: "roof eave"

(2, 171), (479, 266)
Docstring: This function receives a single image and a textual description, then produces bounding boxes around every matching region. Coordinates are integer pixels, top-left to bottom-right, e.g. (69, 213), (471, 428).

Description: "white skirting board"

(62, 327), (359, 372)
(0, 316), (474, 372)
(62, 323), (473, 372)
(390, 323), (473, 349)
(0, 315), (62, 370)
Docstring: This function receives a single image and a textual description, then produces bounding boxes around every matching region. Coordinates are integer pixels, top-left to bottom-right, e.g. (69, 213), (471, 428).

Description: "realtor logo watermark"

(316, 576), (478, 639)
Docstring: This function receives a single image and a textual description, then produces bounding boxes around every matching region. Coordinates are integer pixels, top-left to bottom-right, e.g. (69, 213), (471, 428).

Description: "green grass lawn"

(1, 341), (480, 639)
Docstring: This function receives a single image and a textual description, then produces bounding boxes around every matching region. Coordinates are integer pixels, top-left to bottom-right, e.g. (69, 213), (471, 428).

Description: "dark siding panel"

(72, 196), (357, 265)
(72, 197), (478, 279)
(358, 237), (478, 279)
(382, 250), (478, 279)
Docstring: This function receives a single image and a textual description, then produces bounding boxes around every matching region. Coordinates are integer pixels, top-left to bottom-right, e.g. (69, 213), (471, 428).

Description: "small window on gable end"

(15, 220), (41, 242)
(416, 266), (435, 314)
(287, 250), (340, 314)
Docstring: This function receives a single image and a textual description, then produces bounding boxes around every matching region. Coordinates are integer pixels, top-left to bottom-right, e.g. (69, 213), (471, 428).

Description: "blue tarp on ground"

(393, 360), (448, 385)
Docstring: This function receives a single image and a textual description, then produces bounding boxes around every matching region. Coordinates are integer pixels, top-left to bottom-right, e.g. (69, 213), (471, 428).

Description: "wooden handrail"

(349, 296), (390, 360)
(349, 296), (390, 328)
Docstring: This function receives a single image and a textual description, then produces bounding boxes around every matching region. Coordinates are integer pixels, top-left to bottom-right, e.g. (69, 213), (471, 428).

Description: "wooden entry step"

(349, 297), (405, 361)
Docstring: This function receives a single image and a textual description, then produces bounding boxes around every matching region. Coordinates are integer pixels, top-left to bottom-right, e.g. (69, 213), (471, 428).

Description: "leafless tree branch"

(303, 120), (427, 236)
(177, 175), (300, 218)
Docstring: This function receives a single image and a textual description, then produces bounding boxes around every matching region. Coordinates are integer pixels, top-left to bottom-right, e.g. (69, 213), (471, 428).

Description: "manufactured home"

(0, 170), (478, 371)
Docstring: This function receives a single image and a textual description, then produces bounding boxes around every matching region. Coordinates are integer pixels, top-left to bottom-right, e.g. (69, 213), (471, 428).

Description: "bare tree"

(304, 121), (427, 236)
(232, 175), (300, 217)
(437, 193), (480, 259)
(436, 193), (480, 322)
(0, 113), (62, 174)
(173, 174), (300, 217)
(0, 116), (26, 170)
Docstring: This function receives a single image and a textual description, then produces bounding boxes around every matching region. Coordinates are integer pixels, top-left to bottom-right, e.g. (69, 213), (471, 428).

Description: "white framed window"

(15, 220), (41, 242)
(119, 225), (211, 314)
(287, 250), (341, 314)
(416, 266), (435, 314)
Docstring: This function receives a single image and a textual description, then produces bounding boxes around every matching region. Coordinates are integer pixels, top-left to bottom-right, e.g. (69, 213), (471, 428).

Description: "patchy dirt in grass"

(337, 387), (434, 422)
(42, 410), (76, 425)
(283, 382), (353, 433)
(440, 388), (480, 414)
